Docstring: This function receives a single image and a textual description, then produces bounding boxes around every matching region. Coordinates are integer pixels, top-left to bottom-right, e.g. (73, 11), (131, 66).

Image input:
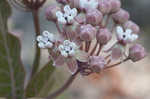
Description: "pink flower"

(129, 44), (147, 62)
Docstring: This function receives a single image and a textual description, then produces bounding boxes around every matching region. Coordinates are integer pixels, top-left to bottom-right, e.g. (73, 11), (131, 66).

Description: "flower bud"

(123, 21), (140, 34)
(56, 0), (68, 4)
(86, 9), (103, 26)
(109, 0), (121, 13)
(96, 28), (112, 45)
(69, 0), (80, 9)
(112, 9), (130, 24)
(89, 56), (106, 73)
(79, 24), (97, 41)
(98, 0), (112, 14)
(45, 5), (61, 21)
(129, 44), (146, 62)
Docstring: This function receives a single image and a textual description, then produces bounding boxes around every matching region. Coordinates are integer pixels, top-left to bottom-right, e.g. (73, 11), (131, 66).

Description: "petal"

(45, 42), (53, 48)
(125, 29), (132, 34)
(38, 42), (45, 48)
(71, 8), (77, 17)
(66, 58), (78, 74)
(61, 51), (68, 57)
(64, 5), (71, 15)
(75, 50), (89, 62)
(116, 26), (124, 34)
(56, 11), (63, 18)
(58, 17), (67, 24)
(64, 40), (71, 46)
(37, 36), (43, 41)
(43, 31), (50, 37)
(130, 34), (138, 42)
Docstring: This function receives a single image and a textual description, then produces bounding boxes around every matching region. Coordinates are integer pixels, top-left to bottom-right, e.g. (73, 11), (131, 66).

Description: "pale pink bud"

(69, 0), (80, 9)
(98, 0), (112, 14)
(112, 9), (130, 24)
(86, 9), (103, 26)
(56, 0), (68, 4)
(129, 44), (146, 62)
(123, 21), (140, 34)
(45, 5), (60, 21)
(89, 56), (106, 73)
(96, 28), (112, 45)
(109, 0), (121, 13)
(79, 24), (97, 41)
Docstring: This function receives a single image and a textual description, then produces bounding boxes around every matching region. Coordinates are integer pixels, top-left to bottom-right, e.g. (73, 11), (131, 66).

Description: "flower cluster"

(36, 0), (146, 75)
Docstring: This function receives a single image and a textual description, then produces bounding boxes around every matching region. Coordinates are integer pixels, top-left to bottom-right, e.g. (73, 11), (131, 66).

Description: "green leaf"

(0, 0), (25, 98)
(25, 61), (55, 97)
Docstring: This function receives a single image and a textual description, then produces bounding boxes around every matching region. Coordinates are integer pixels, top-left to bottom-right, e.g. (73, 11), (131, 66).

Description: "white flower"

(56, 5), (77, 24)
(116, 26), (138, 43)
(37, 31), (55, 48)
(80, 0), (98, 9)
(58, 40), (78, 57)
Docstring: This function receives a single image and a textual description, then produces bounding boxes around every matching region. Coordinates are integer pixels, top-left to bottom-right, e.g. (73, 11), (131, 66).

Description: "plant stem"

(31, 9), (41, 77)
(45, 69), (80, 99)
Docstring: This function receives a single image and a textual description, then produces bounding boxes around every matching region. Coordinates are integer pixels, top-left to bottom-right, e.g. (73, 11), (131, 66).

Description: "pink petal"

(66, 58), (78, 74)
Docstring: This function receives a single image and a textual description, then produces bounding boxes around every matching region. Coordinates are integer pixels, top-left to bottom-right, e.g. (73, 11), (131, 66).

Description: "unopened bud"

(112, 9), (130, 24)
(96, 28), (112, 45)
(86, 9), (103, 26)
(110, 0), (121, 13)
(45, 5), (60, 21)
(98, 0), (112, 14)
(79, 24), (97, 41)
(129, 44), (146, 62)
(123, 21), (140, 34)
(89, 56), (106, 73)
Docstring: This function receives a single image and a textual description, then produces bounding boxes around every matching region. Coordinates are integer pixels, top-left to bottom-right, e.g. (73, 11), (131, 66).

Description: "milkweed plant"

(0, 0), (147, 99)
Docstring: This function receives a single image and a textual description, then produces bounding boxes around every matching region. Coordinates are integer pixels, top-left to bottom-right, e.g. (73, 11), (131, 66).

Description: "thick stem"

(31, 9), (41, 77)
(45, 69), (80, 99)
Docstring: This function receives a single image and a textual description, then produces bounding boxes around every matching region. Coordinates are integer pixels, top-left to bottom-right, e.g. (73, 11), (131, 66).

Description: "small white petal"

(61, 51), (68, 57)
(116, 26), (124, 34)
(58, 45), (64, 51)
(64, 40), (71, 46)
(64, 5), (71, 14)
(125, 29), (132, 35)
(71, 8), (77, 17)
(56, 11), (63, 18)
(37, 36), (43, 41)
(45, 42), (53, 48)
(43, 31), (50, 37)
(58, 17), (67, 24)
(38, 42), (45, 48)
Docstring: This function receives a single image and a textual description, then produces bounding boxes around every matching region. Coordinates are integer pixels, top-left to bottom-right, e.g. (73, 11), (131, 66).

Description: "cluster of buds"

(37, 0), (146, 75)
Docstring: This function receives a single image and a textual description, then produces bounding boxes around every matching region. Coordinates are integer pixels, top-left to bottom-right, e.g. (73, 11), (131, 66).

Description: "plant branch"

(104, 58), (130, 70)
(31, 9), (41, 77)
(45, 69), (80, 99)
(0, 12), (16, 99)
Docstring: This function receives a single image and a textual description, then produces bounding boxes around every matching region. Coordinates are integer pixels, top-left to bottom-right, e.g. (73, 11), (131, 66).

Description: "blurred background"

(9, 0), (150, 99)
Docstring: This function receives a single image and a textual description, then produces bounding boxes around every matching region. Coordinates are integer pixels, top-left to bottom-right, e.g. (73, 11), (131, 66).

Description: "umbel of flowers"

(37, 0), (146, 75)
